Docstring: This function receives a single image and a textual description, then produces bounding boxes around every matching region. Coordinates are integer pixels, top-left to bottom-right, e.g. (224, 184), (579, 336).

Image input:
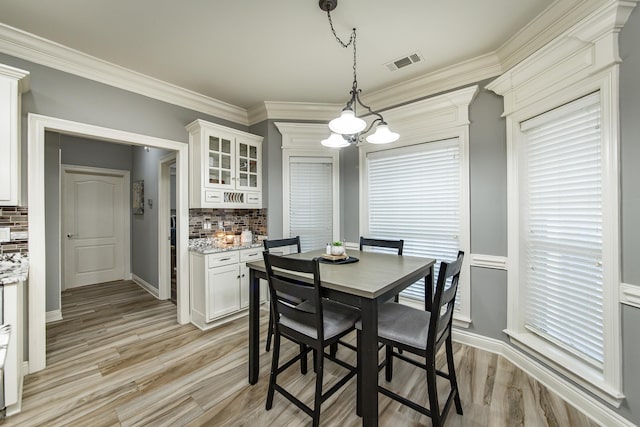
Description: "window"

(276, 122), (341, 253)
(520, 93), (604, 367)
(366, 139), (462, 302)
(359, 86), (476, 326)
(289, 157), (334, 251)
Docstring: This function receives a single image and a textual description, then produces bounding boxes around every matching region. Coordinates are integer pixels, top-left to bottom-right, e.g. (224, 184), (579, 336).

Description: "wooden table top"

(246, 249), (435, 300)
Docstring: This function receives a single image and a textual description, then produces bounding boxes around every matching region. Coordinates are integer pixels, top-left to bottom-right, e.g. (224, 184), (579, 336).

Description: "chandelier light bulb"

(328, 109), (367, 135)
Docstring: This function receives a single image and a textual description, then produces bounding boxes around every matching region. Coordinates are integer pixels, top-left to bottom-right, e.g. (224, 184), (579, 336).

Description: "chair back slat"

(270, 275), (316, 302)
(264, 236), (302, 254)
(263, 252), (324, 342)
(359, 237), (404, 255)
(428, 251), (464, 348)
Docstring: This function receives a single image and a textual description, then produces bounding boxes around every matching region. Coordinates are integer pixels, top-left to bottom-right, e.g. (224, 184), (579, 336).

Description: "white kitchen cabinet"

(2, 280), (24, 416)
(186, 119), (263, 209)
(0, 64), (29, 206)
(190, 248), (266, 330)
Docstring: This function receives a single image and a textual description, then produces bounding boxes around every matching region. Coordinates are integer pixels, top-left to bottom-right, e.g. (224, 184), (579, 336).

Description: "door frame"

(157, 152), (176, 301)
(28, 114), (190, 373)
(60, 164), (131, 291)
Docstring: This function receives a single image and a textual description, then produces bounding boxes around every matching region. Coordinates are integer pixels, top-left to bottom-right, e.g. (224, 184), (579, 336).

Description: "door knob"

(67, 233), (74, 239)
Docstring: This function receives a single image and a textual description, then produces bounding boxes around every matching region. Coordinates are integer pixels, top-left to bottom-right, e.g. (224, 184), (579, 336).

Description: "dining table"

(246, 248), (435, 427)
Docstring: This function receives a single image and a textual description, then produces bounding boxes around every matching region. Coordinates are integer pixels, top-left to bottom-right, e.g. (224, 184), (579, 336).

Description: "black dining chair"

(263, 236), (302, 353)
(263, 252), (359, 427)
(356, 250), (465, 426)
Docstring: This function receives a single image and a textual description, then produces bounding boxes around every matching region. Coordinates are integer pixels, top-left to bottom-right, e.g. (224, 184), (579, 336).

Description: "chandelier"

(319, 0), (400, 148)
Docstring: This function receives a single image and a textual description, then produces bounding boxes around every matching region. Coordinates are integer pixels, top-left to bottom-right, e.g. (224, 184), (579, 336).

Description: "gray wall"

(44, 132), (134, 311)
(131, 146), (169, 287)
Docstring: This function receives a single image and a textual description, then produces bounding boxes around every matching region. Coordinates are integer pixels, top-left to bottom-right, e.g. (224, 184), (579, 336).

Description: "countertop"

(0, 253), (29, 285)
(189, 238), (263, 254)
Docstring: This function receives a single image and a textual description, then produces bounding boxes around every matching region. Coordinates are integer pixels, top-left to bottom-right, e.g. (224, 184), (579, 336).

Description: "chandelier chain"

(326, 10), (357, 87)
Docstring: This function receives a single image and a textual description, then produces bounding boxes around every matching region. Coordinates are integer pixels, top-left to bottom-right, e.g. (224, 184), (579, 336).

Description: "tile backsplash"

(0, 206), (28, 254)
(189, 209), (267, 239)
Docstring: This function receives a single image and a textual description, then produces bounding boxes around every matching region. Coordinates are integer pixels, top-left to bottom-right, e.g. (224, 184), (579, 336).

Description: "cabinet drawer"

(206, 251), (239, 268)
(246, 192), (261, 205)
(240, 248), (262, 262)
(204, 190), (224, 203)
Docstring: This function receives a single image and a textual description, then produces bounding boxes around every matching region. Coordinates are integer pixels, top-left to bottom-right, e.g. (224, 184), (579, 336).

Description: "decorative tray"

(318, 255), (359, 265)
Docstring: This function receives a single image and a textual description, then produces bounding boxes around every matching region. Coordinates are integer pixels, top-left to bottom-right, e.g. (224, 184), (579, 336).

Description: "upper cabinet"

(186, 119), (263, 209)
(0, 64), (29, 206)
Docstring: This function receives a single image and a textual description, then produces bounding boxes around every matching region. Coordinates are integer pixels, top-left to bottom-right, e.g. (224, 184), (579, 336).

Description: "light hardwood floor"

(5, 280), (599, 426)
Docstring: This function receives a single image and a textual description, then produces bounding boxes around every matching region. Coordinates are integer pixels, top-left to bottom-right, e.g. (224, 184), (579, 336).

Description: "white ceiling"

(0, 0), (553, 110)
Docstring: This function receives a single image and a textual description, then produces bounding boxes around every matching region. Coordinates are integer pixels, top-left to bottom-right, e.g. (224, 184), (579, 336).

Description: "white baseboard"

(452, 329), (634, 427)
(6, 361), (28, 416)
(132, 273), (160, 299)
(45, 309), (63, 323)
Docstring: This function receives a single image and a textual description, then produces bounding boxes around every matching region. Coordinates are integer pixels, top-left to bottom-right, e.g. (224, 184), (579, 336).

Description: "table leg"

(248, 269), (260, 385)
(425, 265), (434, 312)
(360, 298), (379, 427)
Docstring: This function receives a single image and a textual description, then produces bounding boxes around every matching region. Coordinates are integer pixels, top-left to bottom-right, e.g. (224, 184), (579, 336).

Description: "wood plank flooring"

(4, 280), (599, 426)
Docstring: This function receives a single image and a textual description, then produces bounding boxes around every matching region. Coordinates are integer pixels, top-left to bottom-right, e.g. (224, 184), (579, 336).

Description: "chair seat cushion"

(356, 302), (430, 350)
(280, 300), (360, 340)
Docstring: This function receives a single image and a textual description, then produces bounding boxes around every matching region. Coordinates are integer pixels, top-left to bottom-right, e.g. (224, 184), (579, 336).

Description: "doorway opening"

(28, 114), (190, 373)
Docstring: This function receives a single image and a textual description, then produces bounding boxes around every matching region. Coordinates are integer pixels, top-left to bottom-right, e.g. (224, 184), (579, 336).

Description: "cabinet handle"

(242, 274), (245, 277)
(219, 257), (231, 262)
(248, 253), (258, 257)
(237, 275), (240, 279)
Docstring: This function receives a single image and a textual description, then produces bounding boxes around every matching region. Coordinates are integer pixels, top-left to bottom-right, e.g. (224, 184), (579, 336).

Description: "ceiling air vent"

(385, 51), (423, 72)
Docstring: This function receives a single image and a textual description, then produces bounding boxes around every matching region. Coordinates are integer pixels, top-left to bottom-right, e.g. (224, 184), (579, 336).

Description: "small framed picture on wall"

(133, 180), (144, 215)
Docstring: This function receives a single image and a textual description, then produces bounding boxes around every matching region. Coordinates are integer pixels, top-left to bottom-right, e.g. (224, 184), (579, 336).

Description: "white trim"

(359, 85), (478, 326)
(28, 114), (191, 373)
(158, 152), (177, 301)
(5, 361), (27, 417)
(248, 102), (342, 126)
(0, 23), (248, 126)
(452, 329), (634, 427)
(61, 164), (131, 289)
(469, 253), (508, 270)
(621, 283), (640, 309)
(45, 309), (63, 323)
(132, 273), (160, 299)
(0, 1), (621, 127)
(486, 0), (634, 403)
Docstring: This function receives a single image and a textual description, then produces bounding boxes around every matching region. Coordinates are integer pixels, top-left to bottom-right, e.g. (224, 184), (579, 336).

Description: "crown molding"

(487, 0), (636, 116)
(360, 52), (501, 113)
(247, 101), (342, 125)
(0, 23), (249, 126)
(1, 1), (636, 126)
(496, 0), (610, 72)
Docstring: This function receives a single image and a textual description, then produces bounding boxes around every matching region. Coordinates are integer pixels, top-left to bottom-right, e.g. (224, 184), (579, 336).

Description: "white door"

(63, 168), (127, 288)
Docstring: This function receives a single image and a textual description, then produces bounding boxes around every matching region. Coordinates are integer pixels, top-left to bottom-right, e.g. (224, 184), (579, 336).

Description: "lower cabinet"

(190, 248), (266, 330)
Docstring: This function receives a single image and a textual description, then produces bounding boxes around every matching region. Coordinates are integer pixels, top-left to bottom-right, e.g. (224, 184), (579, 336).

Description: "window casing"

(487, 21), (624, 401)
(359, 86), (476, 326)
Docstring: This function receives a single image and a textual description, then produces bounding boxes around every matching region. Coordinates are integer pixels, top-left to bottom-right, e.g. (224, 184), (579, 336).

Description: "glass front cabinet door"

(235, 137), (260, 191)
(206, 133), (235, 190)
(187, 119), (263, 208)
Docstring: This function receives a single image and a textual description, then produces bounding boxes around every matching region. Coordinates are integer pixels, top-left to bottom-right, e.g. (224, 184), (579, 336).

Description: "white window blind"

(520, 92), (604, 367)
(289, 157), (333, 252)
(367, 139), (461, 301)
